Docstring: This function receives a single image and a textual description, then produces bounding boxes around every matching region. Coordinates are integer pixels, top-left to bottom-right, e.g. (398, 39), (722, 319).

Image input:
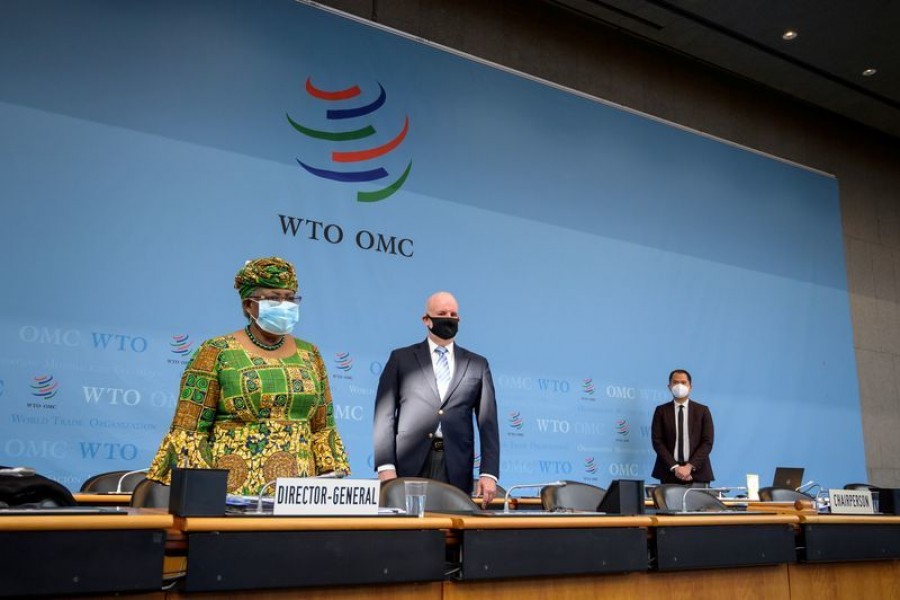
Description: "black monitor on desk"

(772, 467), (804, 489)
(597, 479), (645, 514)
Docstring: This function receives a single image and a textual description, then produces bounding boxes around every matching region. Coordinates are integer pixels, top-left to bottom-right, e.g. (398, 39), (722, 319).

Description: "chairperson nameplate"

(274, 478), (380, 516)
(828, 488), (875, 514)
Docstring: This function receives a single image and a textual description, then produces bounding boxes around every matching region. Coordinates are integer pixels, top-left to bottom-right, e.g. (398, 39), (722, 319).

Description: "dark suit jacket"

(373, 340), (500, 494)
(651, 399), (715, 483)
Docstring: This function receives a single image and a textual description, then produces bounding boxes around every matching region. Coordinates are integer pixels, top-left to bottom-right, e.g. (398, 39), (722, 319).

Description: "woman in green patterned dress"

(148, 256), (350, 495)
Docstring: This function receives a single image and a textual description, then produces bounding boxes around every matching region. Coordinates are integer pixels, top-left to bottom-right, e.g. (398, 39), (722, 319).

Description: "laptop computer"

(772, 467), (804, 489)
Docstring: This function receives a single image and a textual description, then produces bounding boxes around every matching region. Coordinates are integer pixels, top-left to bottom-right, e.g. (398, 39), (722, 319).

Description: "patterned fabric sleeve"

(308, 345), (351, 476)
(146, 340), (224, 484)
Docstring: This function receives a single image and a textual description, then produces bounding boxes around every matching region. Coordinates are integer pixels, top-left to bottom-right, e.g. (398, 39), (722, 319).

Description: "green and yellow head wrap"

(234, 256), (298, 298)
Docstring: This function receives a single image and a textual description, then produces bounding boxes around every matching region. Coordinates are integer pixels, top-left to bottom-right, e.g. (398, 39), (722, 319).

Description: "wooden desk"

(471, 496), (543, 510)
(0, 508), (171, 598)
(444, 513), (652, 580)
(172, 514), (454, 593)
(650, 513), (800, 571)
(798, 514), (900, 562)
(73, 492), (132, 506)
(744, 500), (817, 514)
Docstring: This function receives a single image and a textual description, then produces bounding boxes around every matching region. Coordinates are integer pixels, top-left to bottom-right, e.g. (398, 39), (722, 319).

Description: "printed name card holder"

(828, 488), (875, 514)
(273, 478), (380, 516)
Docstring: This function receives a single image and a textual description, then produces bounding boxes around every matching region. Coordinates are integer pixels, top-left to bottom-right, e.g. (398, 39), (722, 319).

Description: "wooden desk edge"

(73, 492), (132, 505)
(446, 514), (654, 529)
(0, 508), (173, 531)
(177, 514), (455, 532)
(799, 514), (900, 525)
(651, 514), (800, 526)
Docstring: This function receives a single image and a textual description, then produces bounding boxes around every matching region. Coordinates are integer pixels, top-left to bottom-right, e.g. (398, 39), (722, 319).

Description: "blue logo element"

(31, 374), (59, 400)
(289, 77), (412, 202)
(334, 351), (353, 372)
(170, 334), (193, 356)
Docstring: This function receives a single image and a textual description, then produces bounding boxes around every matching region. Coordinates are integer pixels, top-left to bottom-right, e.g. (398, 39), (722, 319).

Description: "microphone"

(503, 481), (567, 513)
(681, 486), (740, 513)
(317, 470), (348, 479)
(115, 469), (149, 493)
(795, 480), (820, 494)
(255, 479), (278, 514)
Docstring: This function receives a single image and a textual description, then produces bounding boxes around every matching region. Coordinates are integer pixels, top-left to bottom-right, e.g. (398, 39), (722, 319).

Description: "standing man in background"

(651, 369), (715, 485)
(373, 291), (500, 506)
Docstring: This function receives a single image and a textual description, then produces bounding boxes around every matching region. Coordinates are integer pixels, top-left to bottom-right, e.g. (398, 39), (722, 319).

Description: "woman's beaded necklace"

(245, 324), (285, 351)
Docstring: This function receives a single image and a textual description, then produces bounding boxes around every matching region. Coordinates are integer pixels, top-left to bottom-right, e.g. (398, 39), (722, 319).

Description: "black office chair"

(79, 470), (147, 493)
(844, 483), (877, 490)
(130, 478), (171, 508)
(380, 477), (480, 513)
(758, 486), (814, 502)
(540, 481), (606, 511)
(0, 467), (77, 508)
(652, 483), (726, 512)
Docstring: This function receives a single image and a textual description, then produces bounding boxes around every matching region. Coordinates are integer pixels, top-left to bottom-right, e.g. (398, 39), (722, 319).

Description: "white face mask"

(252, 299), (299, 335)
(670, 383), (690, 400)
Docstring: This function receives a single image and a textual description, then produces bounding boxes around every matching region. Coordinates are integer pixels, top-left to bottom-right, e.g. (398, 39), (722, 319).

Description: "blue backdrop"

(0, 0), (864, 491)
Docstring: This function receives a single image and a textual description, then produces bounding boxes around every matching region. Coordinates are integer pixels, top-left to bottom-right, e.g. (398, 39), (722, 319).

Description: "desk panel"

(178, 516), (452, 592)
(449, 515), (650, 580)
(800, 516), (900, 562)
(461, 527), (646, 580)
(651, 515), (798, 571)
(0, 510), (170, 598)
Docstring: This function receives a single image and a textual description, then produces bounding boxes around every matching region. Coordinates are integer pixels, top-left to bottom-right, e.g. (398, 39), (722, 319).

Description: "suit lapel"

(413, 341), (441, 403)
(688, 403), (702, 442)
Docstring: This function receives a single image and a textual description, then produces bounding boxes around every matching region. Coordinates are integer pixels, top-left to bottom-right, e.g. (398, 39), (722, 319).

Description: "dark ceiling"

(547, 0), (900, 140)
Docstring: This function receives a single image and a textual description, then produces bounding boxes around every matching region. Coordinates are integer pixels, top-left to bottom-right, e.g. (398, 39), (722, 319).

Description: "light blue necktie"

(434, 346), (451, 398)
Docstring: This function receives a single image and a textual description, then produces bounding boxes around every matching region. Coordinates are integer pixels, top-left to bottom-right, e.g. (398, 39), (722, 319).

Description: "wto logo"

(31, 375), (59, 400)
(92, 332), (148, 352)
(507, 411), (524, 431)
(334, 351), (353, 372)
(582, 378), (595, 395)
(616, 419), (630, 438)
(170, 334), (193, 356)
(289, 77), (412, 202)
(0, 379), (4, 398)
(584, 456), (598, 475)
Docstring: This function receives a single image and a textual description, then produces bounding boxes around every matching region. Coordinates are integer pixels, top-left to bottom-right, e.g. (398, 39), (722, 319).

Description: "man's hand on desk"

(475, 476), (497, 509)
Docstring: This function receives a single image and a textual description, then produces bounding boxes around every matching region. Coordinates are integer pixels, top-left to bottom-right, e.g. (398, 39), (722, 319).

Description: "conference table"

(169, 513), (454, 595)
(446, 512), (652, 579)
(4, 504), (900, 599)
(0, 507), (171, 598)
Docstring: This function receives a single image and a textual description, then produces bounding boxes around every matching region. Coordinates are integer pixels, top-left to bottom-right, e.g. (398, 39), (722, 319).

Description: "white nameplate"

(273, 478), (380, 516)
(828, 488), (874, 514)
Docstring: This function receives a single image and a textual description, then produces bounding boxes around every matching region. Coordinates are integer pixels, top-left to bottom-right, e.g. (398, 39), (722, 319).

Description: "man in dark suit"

(373, 291), (500, 505)
(651, 369), (715, 485)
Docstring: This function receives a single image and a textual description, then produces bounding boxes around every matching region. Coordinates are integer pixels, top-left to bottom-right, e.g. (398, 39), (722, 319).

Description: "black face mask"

(427, 316), (459, 340)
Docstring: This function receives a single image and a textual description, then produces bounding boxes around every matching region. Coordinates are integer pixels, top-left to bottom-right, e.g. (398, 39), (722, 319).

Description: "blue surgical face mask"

(252, 299), (299, 335)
